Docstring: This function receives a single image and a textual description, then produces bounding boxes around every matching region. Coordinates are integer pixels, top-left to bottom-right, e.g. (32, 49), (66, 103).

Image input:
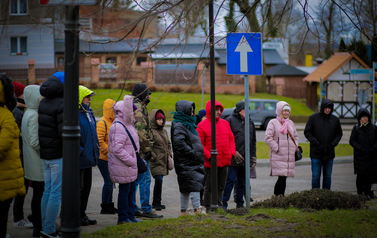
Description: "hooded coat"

(171, 100), (205, 193)
(0, 75), (25, 201)
(304, 99), (343, 160)
(78, 85), (99, 169)
(108, 95), (138, 184)
(197, 100), (236, 168)
(149, 109), (172, 177)
(38, 73), (64, 160)
(97, 99), (116, 162)
(265, 101), (298, 177)
(22, 85), (44, 182)
(349, 109), (377, 175)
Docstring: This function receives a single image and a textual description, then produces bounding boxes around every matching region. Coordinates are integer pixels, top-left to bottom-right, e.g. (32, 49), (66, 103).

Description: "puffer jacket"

(22, 85), (44, 182)
(108, 95), (138, 184)
(0, 77), (25, 201)
(171, 100), (205, 193)
(149, 109), (172, 177)
(349, 108), (377, 175)
(226, 110), (256, 166)
(197, 100), (236, 168)
(38, 74), (64, 160)
(97, 99), (115, 162)
(79, 86), (99, 170)
(265, 101), (298, 177)
(304, 99), (343, 160)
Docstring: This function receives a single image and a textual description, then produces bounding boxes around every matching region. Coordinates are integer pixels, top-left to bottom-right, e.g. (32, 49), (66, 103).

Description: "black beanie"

(132, 84), (151, 101)
(235, 101), (245, 113)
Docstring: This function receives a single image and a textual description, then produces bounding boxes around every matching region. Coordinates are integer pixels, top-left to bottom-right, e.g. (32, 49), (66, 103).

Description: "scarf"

(277, 115), (289, 134)
(171, 111), (198, 135)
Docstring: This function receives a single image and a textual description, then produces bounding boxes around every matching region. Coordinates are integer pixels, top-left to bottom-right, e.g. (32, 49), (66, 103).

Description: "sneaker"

(14, 219), (33, 227)
(194, 206), (206, 215)
(117, 219), (132, 225)
(40, 231), (59, 238)
(142, 210), (163, 219)
(134, 210), (143, 217)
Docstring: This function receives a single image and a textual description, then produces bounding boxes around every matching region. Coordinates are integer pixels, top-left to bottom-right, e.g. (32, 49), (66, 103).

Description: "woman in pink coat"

(108, 95), (139, 224)
(265, 101), (299, 196)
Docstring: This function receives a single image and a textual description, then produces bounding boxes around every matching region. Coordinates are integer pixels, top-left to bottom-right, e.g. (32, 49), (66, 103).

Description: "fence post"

(27, 59), (36, 85)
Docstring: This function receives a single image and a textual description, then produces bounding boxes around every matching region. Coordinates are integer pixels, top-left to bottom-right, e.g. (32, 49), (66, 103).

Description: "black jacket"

(304, 99), (343, 160)
(171, 100), (205, 193)
(226, 110), (256, 166)
(38, 75), (64, 160)
(349, 108), (377, 174)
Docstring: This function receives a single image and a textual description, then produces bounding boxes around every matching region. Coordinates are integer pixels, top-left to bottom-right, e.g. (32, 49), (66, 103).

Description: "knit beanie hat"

(282, 105), (291, 112)
(156, 111), (165, 120)
(235, 101), (245, 113)
(12, 82), (25, 98)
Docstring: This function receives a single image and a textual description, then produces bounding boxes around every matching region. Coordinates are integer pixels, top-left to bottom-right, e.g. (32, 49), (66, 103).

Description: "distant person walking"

(171, 100), (205, 215)
(149, 109), (172, 211)
(0, 74), (26, 238)
(97, 99), (117, 214)
(349, 108), (377, 200)
(265, 101), (299, 196)
(304, 99), (343, 190)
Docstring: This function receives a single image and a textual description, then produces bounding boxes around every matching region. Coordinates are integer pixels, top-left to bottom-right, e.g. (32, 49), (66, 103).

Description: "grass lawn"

(90, 89), (314, 120)
(82, 200), (377, 238)
(256, 142), (353, 159)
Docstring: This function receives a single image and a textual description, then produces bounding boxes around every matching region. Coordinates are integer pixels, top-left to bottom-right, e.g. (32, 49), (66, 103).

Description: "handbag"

(153, 129), (174, 171)
(115, 121), (148, 174)
(287, 129), (303, 161)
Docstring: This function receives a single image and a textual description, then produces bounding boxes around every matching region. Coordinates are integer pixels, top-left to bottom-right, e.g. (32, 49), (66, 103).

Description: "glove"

(144, 151), (152, 161)
(234, 151), (244, 164)
(251, 157), (257, 171)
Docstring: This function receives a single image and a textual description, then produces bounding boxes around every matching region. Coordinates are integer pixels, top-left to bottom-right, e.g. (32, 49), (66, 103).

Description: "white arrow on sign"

(235, 35), (253, 72)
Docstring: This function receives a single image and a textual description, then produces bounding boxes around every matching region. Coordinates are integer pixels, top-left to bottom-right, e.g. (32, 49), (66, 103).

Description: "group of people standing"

(1, 74), (377, 238)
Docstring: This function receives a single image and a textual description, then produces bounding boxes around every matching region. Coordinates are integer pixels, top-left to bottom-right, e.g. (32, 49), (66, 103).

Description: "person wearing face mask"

(78, 85), (99, 226)
(149, 109), (172, 211)
(131, 84), (162, 219)
(349, 108), (377, 200)
(265, 101), (299, 197)
(197, 100), (236, 210)
(304, 99), (343, 190)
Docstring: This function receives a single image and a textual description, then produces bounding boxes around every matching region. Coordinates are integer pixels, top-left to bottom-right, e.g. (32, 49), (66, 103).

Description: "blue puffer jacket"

(79, 87), (99, 169)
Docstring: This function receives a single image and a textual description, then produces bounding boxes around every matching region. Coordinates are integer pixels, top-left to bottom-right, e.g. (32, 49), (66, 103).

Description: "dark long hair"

(0, 73), (17, 112)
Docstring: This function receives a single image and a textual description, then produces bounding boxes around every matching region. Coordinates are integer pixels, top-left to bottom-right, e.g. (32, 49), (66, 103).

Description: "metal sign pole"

(244, 75), (250, 209)
(373, 62), (376, 124)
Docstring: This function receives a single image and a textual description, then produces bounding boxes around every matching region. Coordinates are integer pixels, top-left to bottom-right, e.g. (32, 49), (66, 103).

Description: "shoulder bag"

(114, 121), (148, 174)
(287, 129), (303, 161)
(153, 129), (174, 171)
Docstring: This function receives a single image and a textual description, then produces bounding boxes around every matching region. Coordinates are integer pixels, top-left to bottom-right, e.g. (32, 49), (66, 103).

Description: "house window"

(10, 36), (27, 55)
(10, 0), (27, 15)
(137, 57), (147, 65)
(106, 57), (116, 64)
(58, 57), (64, 67)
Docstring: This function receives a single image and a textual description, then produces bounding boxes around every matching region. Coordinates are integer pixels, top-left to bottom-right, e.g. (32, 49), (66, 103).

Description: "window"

(106, 57), (116, 64)
(10, 36), (27, 55)
(10, 0), (27, 15)
(137, 57), (147, 65)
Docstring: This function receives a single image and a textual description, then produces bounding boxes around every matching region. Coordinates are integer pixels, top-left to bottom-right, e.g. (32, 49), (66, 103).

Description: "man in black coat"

(222, 101), (256, 209)
(304, 99), (343, 190)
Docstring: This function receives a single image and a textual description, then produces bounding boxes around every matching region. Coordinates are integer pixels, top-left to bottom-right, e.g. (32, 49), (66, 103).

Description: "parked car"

(99, 63), (118, 78)
(221, 99), (278, 129)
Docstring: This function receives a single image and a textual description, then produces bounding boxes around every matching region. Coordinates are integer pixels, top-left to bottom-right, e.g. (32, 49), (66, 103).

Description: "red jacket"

(197, 100), (236, 168)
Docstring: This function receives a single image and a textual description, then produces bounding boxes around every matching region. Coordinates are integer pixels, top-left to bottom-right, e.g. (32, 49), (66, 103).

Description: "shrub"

(149, 85), (158, 92)
(186, 86), (200, 93)
(223, 90), (233, 95)
(104, 83), (112, 89)
(90, 82), (98, 89)
(251, 189), (366, 210)
(170, 86), (182, 93)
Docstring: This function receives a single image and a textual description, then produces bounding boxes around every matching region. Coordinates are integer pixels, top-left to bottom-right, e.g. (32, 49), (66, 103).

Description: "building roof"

(266, 64), (308, 77)
(150, 43), (220, 59)
(263, 49), (286, 65)
(55, 38), (150, 53)
(303, 52), (370, 82)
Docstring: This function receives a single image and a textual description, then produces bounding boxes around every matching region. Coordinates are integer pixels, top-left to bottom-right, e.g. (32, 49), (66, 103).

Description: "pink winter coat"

(108, 95), (138, 184)
(265, 101), (299, 177)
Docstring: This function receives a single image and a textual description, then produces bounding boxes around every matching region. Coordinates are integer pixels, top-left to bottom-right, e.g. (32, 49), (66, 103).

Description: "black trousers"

(356, 173), (372, 196)
(80, 168), (92, 218)
(31, 181), (45, 231)
(0, 198), (13, 238)
(274, 176), (287, 196)
(203, 166), (228, 208)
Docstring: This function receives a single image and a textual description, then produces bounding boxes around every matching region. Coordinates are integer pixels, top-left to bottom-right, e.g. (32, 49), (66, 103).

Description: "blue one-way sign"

(227, 33), (262, 75)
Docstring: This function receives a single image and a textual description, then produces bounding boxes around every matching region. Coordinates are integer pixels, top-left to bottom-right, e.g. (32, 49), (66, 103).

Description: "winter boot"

(154, 201), (166, 211)
(100, 203), (116, 214)
(109, 202), (118, 213)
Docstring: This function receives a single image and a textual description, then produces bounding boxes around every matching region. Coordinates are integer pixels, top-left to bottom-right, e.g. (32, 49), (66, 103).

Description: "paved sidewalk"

(6, 156), (359, 238)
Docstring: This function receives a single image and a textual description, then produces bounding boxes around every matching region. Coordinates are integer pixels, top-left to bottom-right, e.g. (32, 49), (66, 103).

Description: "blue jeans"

(97, 159), (113, 204)
(118, 181), (136, 223)
(41, 158), (62, 234)
(133, 160), (152, 213)
(311, 158), (334, 190)
(222, 166), (245, 209)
